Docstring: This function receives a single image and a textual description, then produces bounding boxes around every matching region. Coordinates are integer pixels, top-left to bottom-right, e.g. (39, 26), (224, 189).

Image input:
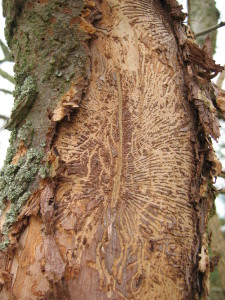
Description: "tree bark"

(188, 0), (225, 295)
(0, 0), (223, 299)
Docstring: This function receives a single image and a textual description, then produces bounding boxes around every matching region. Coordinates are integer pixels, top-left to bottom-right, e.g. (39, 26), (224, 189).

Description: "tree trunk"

(209, 215), (225, 297)
(0, 1), (223, 299)
(188, 0), (219, 52)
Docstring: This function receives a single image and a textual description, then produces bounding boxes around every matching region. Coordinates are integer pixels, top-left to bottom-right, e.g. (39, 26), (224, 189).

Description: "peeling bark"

(0, 0), (223, 299)
(188, 0), (225, 296)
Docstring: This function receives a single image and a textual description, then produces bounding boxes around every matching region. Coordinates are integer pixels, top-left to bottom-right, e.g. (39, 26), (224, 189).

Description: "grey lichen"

(38, 164), (49, 179)
(4, 129), (17, 165)
(14, 76), (36, 103)
(0, 147), (43, 248)
(0, 148), (43, 205)
(18, 120), (34, 146)
(0, 191), (31, 250)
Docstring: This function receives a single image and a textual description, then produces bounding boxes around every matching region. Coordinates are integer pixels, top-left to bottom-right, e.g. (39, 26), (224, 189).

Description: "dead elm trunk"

(0, 1), (223, 299)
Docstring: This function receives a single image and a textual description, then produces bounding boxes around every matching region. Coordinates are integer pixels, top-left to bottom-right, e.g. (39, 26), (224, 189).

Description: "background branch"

(0, 88), (12, 95)
(196, 21), (225, 37)
(217, 188), (225, 195)
(0, 114), (9, 121)
(0, 68), (15, 84)
(219, 171), (225, 179)
(0, 39), (13, 63)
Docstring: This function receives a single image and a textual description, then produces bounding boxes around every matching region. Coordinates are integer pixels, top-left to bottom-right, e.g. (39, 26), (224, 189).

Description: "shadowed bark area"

(0, 0), (223, 299)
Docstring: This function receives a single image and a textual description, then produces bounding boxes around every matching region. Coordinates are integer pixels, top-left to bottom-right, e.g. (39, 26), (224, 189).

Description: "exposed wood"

(216, 66), (225, 89)
(53, 1), (196, 297)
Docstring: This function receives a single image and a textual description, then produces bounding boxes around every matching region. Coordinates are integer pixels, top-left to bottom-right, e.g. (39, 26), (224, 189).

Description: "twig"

(0, 114), (9, 121)
(219, 171), (225, 179)
(0, 59), (8, 64)
(0, 39), (13, 62)
(0, 88), (12, 95)
(195, 21), (225, 37)
(0, 68), (15, 84)
(217, 188), (225, 195)
(211, 287), (225, 293)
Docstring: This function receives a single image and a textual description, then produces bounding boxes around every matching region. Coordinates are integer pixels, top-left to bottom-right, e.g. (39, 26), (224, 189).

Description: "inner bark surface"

(54, 1), (195, 299)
